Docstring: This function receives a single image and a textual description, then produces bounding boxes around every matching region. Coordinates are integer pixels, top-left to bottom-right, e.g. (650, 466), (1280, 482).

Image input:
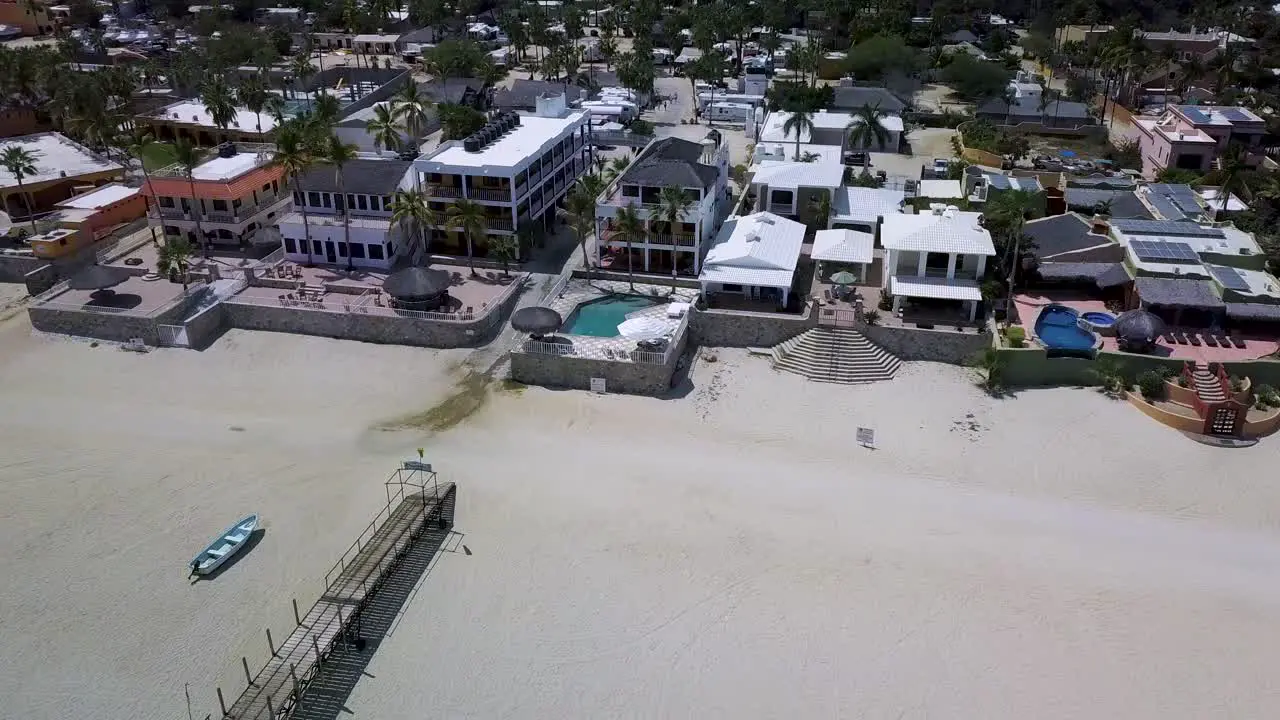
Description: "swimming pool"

(562, 296), (659, 337)
(1081, 311), (1116, 326)
(1034, 304), (1099, 355)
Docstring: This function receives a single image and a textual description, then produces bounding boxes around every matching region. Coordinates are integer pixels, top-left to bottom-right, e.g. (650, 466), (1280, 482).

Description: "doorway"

(325, 240), (337, 263)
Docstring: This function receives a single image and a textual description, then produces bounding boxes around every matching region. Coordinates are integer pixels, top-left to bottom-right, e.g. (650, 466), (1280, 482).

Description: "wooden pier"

(221, 469), (455, 720)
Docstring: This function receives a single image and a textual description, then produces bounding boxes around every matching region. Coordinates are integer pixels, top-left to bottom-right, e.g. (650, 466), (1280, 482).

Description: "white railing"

(253, 247), (286, 268)
(519, 303), (691, 365)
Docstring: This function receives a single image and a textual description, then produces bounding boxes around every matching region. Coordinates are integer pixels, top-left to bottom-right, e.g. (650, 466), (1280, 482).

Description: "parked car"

(931, 158), (950, 177)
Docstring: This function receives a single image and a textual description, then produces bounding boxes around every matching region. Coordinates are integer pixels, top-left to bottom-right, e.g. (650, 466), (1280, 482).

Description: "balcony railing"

(427, 185), (462, 198)
(204, 211), (236, 223)
(470, 188), (512, 202)
(767, 203), (795, 215)
(486, 217), (514, 230)
(652, 233), (697, 247)
(154, 207), (190, 220)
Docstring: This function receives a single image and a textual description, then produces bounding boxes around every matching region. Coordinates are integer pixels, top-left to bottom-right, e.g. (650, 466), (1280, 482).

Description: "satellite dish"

(0, 211), (13, 237)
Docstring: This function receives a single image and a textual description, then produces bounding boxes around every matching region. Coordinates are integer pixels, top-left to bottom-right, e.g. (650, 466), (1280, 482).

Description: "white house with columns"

(879, 204), (995, 321)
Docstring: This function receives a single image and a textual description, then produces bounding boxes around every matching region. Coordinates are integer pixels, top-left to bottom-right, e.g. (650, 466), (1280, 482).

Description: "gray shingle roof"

(398, 27), (439, 44)
(1225, 303), (1280, 321)
(1024, 213), (1120, 260)
(1067, 175), (1136, 190)
(1064, 189), (1154, 219)
(492, 80), (586, 109)
(619, 138), (719, 189)
(297, 159), (413, 196)
(829, 86), (906, 114)
(1134, 276), (1224, 309)
(1036, 262), (1131, 288)
(978, 96), (1091, 120)
(421, 78), (485, 105)
(948, 29), (979, 43)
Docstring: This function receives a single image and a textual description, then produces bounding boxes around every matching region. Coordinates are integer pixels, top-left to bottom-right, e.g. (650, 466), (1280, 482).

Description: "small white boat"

(190, 514), (258, 576)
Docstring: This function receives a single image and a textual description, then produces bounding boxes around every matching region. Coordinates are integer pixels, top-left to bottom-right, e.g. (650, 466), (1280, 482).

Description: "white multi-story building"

(144, 143), (290, 251)
(594, 131), (730, 276)
(880, 204), (995, 322)
(278, 158), (415, 270)
(413, 94), (592, 261)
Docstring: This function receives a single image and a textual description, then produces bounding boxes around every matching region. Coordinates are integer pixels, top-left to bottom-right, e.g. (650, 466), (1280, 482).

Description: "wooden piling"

(292, 598), (302, 627)
(265, 695), (274, 717)
(289, 663), (300, 699)
(312, 635), (322, 665)
(216, 687), (227, 717)
(266, 628), (276, 657)
(242, 657), (253, 686)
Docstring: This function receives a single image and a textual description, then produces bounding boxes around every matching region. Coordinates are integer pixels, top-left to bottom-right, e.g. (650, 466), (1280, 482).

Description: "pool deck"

(1014, 292), (1280, 363)
(540, 279), (698, 361)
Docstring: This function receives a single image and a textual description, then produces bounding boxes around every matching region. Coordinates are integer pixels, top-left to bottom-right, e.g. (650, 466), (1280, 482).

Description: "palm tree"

(155, 235), (195, 291)
(290, 53), (316, 108)
(312, 92), (342, 130)
(125, 129), (161, 244)
(235, 76), (270, 134)
(200, 76), (236, 144)
(389, 188), (434, 264)
(0, 144), (39, 234)
(365, 103), (403, 155)
(845, 103), (891, 151)
(264, 95), (287, 128)
(446, 198), (487, 274)
(565, 184), (597, 269)
(324, 135), (359, 270)
(782, 111), (814, 161)
(172, 139), (208, 256)
(656, 185), (691, 275)
(612, 203), (646, 290)
(489, 234), (519, 277)
(1215, 143), (1249, 217)
(392, 82), (431, 144)
(606, 154), (632, 183)
(273, 124), (315, 264)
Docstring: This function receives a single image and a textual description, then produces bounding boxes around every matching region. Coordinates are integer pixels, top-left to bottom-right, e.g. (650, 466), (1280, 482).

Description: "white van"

(580, 102), (635, 123)
(705, 102), (753, 124)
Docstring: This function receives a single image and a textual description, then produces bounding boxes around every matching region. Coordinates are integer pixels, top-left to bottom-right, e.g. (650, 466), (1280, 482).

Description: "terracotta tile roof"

(145, 165), (287, 201)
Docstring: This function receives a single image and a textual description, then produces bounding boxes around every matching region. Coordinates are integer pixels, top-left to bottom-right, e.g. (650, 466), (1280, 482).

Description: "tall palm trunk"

(465, 225), (477, 274)
(15, 178), (35, 234)
(186, 175), (207, 257)
(339, 176), (353, 271)
(140, 164), (159, 244)
(293, 176), (313, 264)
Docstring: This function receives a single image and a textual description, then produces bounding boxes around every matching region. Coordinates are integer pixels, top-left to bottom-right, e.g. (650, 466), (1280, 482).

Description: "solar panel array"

(1209, 264), (1250, 291)
(1130, 239), (1201, 264)
(1110, 219), (1224, 238)
(1180, 106), (1211, 123)
(1220, 108), (1256, 123)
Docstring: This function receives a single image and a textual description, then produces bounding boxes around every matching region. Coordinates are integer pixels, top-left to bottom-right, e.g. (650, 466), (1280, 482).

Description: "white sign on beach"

(856, 427), (875, 448)
(590, 377), (607, 394)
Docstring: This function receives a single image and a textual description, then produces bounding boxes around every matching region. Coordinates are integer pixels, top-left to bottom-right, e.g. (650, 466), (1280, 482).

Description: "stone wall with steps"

(691, 303), (818, 348)
(770, 327), (902, 384)
(860, 323), (991, 365)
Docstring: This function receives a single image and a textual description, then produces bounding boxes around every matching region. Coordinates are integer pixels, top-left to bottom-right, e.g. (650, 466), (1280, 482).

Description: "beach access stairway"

(1191, 363), (1228, 403)
(769, 327), (901, 384)
(223, 482), (456, 720)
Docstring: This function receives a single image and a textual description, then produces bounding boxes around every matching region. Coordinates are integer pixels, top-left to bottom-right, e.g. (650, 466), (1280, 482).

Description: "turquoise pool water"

(562, 296), (659, 337)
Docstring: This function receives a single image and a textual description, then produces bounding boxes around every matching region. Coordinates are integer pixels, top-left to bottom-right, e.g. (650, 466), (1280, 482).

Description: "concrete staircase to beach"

(1191, 363), (1228, 403)
(769, 327), (901, 384)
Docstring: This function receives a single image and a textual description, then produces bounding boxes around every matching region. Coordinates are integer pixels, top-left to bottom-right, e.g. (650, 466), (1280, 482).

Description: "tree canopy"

(941, 55), (1014, 104)
(845, 35), (920, 83)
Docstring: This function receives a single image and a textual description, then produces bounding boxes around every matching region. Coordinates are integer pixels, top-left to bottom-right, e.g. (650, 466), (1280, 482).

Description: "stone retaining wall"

(183, 302), (227, 350)
(860, 324), (991, 365)
(572, 269), (702, 289)
(690, 303), (816, 348)
(221, 284), (521, 348)
(27, 289), (200, 345)
(0, 255), (44, 284)
(510, 332), (689, 396)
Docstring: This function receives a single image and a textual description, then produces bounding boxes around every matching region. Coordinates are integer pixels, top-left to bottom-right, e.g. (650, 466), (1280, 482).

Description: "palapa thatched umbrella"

(511, 306), (563, 337)
(1114, 309), (1166, 352)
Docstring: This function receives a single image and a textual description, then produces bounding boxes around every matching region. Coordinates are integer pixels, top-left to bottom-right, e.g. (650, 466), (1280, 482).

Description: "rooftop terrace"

(0, 133), (122, 190)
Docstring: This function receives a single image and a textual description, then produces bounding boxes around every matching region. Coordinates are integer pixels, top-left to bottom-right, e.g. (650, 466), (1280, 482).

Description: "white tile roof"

(811, 229), (874, 264)
(154, 100), (280, 133)
(750, 160), (845, 190)
(831, 187), (905, 222)
(890, 275), (983, 301)
(57, 183), (138, 208)
(759, 109), (902, 143)
(881, 209), (995, 255)
(700, 211), (806, 288)
(420, 111), (589, 171)
(0, 133), (122, 190)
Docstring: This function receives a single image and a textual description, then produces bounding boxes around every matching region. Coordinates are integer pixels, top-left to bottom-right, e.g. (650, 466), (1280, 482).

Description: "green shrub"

(1137, 370), (1167, 401)
(1255, 384), (1279, 410)
(1176, 374), (1189, 388)
(878, 288), (893, 311)
(862, 309), (881, 325)
(629, 119), (655, 136)
(1004, 326), (1025, 348)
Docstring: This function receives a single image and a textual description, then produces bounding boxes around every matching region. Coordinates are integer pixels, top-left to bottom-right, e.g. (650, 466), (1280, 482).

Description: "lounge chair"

(1216, 333), (1231, 347)
(1231, 335), (1247, 348)
(1161, 332), (1175, 344)
(1188, 333), (1202, 346)
(1204, 334), (1219, 347)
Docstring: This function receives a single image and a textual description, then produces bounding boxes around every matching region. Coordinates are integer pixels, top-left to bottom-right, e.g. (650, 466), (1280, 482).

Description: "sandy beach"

(2, 311), (1280, 719)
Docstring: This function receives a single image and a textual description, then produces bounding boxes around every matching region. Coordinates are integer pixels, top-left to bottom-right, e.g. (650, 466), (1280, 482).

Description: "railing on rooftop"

(148, 143), (277, 179)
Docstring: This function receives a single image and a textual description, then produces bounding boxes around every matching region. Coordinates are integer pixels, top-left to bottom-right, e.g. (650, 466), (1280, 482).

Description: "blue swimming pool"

(1082, 311), (1117, 327)
(1034, 304), (1098, 355)
(562, 296), (659, 337)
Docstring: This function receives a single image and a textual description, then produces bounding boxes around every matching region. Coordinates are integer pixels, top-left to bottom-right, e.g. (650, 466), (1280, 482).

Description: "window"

(346, 194), (356, 210)
(58, 237), (66, 246)
(683, 189), (700, 203)
(369, 244), (385, 260)
(212, 199), (228, 211)
(313, 240), (323, 255)
(722, 283), (744, 292)
(232, 198), (242, 209)
(321, 193), (332, 208)
(293, 191), (303, 206)
(159, 196), (175, 208)
(770, 189), (794, 205)
(338, 242), (348, 257)
(272, 181), (279, 194)
(164, 225), (179, 235)
(1175, 154), (1203, 170)
(356, 194), (367, 210)
(382, 196), (392, 209)
(308, 191), (321, 206)
(350, 243), (366, 258)
(285, 237), (297, 253)
(429, 173), (441, 182)
(262, 182), (271, 192)
(925, 252), (950, 272)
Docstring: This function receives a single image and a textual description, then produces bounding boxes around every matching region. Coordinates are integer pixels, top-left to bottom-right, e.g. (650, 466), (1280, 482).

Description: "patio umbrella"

(1114, 309), (1165, 348)
(511, 306), (563, 335)
(68, 264), (131, 291)
(617, 316), (675, 340)
(1059, 149), (1078, 159)
(380, 267), (450, 300)
(829, 270), (858, 286)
